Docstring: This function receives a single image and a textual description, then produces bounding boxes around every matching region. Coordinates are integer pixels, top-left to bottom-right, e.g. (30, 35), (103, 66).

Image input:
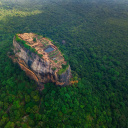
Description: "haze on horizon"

(1, 0), (128, 4)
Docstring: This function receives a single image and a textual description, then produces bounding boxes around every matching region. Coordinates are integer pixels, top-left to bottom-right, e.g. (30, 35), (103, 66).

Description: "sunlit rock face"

(13, 33), (71, 88)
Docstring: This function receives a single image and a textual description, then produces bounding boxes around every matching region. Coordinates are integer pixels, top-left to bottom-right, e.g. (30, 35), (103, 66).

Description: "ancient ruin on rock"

(12, 33), (71, 89)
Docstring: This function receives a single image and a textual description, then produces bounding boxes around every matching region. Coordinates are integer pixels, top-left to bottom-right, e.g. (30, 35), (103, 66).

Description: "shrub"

(52, 67), (56, 71)
(33, 38), (36, 42)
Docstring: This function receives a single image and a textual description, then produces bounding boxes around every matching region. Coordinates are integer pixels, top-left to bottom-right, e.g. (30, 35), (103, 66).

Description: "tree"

(33, 38), (36, 42)
(25, 95), (30, 103)
(4, 121), (15, 128)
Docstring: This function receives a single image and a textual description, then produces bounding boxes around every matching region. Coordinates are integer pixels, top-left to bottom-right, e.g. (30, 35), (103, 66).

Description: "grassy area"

(49, 51), (59, 58)
(48, 50), (57, 55)
(37, 35), (43, 39)
(41, 43), (48, 49)
(54, 60), (57, 63)
(57, 64), (69, 75)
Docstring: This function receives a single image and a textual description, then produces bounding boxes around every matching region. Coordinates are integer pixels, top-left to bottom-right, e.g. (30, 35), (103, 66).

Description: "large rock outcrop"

(13, 33), (71, 89)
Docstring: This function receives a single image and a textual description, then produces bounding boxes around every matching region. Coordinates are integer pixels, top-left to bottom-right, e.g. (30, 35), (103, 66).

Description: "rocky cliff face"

(13, 34), (71, 89)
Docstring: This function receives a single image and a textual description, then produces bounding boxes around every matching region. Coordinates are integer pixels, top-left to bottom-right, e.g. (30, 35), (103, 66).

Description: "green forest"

(0, 0), (128, 127)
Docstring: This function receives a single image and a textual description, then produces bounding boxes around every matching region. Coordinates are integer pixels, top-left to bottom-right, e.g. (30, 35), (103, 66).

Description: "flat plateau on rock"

(18, 33), (66, 72)
(13, 33), (71, 87)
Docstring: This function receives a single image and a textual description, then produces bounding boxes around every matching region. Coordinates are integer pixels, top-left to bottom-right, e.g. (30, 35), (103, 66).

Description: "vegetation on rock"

(15, 34), (43, 58)
(33, 37), (36, 42)
(57, 64), (69, 75)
